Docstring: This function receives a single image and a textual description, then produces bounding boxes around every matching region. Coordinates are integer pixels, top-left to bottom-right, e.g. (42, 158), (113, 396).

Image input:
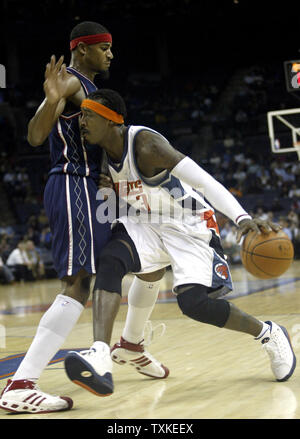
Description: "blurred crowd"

(0, 162), (54, 284)
(1, 63), (300, 284)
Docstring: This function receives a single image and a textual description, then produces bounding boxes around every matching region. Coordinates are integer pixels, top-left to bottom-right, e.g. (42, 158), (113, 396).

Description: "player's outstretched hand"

(236, 218), (281, 244)
(44, 55), (68, 105)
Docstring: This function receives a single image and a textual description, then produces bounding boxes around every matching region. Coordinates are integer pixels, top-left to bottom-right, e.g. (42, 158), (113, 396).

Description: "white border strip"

(65, 174), (73, 276)
(83, 177), (95, 273)
(57, 119), (70, 173)
(81, 142), (90, 176)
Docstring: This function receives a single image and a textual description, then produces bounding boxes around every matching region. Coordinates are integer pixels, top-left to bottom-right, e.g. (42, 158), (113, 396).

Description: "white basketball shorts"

(115, 217), (233, 294)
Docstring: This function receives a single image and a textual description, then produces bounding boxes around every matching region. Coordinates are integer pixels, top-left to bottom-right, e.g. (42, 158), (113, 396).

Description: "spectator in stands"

(3, 169), (16, 186)
(287, 209), (299, 227)
(37, 208), (49, 228)
(247, 158), (261, 176)
(27, 215), (40, 231)
(233, 164), (247, 185)
(0, 233), (9, 251)
(209, 152), (221, 168)
(266, 211), (275, 223)
(40, 226), (52, 250)
(26, 226), (40, 246)
(273, 162), (295, 185)
(16, 167), (30, 189)
(278, 218), (293, 241)
(280, 182), (291, 198)
(25, 240), (45, 280)
(0, 256), (14, 284)
(290, 162), (300, 177)
(16, 167), (28, 181)
(292, 198), (300, 213)
(234, 151), (246, 165)
(221, 223), (241, 265)
(257, 168), (271, 188)
(0, 233), (14, 262)
(223, 135), (235, 149)
(6, 241), (34, 282)
(288, 183), (300, 199)
(255, 207), (268, 221)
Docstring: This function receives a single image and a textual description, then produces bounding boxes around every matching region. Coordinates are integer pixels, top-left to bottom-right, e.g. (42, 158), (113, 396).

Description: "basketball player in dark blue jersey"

(0, 21), (169, 414)
(0, 21), (113, 414)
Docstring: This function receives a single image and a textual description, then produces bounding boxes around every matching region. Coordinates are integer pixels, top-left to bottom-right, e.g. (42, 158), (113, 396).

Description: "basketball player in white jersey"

(64, 88), (296, 396)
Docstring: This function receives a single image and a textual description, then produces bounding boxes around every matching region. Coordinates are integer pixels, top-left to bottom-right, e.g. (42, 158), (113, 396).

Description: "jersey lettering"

(114, 179), (151, 212)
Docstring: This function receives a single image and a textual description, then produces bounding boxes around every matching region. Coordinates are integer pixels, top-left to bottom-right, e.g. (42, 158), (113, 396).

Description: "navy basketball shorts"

(44, 174), (112, 279)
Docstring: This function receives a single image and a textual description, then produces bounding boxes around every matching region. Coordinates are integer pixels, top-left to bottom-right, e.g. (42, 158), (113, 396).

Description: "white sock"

(255, 321), (271, 340)
(13, 294), (84, 381)
(122, 277), (161, 344)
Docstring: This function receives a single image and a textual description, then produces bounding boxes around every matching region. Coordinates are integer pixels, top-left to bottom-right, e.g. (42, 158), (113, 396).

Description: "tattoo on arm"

(135, 130), (185, 177)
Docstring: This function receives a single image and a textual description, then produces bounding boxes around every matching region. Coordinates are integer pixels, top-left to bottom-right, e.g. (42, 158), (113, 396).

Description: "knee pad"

(176, 285), (230, 328)
(94, 237), (141, 294)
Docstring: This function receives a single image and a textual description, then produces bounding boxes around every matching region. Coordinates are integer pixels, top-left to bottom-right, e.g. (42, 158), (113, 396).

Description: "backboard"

(267, 107), (300, 160)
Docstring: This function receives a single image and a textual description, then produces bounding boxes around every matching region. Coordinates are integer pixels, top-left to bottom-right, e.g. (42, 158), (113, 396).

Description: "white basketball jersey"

(107, 125), (218, 231)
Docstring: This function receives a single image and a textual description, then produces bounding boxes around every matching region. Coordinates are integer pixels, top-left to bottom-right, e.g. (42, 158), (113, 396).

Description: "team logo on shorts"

(214, 263), (229, 280)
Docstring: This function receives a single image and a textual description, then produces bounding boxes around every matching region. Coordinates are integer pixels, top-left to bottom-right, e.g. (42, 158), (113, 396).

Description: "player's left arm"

(136, 131), (280, 240)
(27, 56), (81, 147)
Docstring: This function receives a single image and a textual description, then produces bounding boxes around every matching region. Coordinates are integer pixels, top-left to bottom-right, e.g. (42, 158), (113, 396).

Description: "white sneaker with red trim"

(0, 379), (73, 414)
(111, 337), (169, 379)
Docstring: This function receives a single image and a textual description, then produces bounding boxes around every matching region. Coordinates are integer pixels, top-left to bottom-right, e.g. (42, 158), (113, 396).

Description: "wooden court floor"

(0, 261), (300, 420)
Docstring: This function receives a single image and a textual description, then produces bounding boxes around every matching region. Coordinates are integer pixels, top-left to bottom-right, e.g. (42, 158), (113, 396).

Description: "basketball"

(241, 230), (294, 279)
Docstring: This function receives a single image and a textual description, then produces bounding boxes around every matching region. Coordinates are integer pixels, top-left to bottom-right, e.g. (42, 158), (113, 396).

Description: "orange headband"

(81, 99), (124, 124)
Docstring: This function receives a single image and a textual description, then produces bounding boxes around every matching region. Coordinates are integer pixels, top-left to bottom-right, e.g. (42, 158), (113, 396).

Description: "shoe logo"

(81, 371), (92, 377)
(214, 263), (229, 280)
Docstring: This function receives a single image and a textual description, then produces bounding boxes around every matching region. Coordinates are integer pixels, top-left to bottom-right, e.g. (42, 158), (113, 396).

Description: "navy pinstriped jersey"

(48, 67), (102, 179)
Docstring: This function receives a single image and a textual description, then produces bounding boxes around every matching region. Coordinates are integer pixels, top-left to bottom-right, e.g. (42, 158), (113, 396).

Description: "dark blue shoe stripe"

(64, 352), (113, 396)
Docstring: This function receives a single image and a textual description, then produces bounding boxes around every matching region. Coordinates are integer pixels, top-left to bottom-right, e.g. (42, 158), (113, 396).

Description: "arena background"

(0, 0), (300, 285)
